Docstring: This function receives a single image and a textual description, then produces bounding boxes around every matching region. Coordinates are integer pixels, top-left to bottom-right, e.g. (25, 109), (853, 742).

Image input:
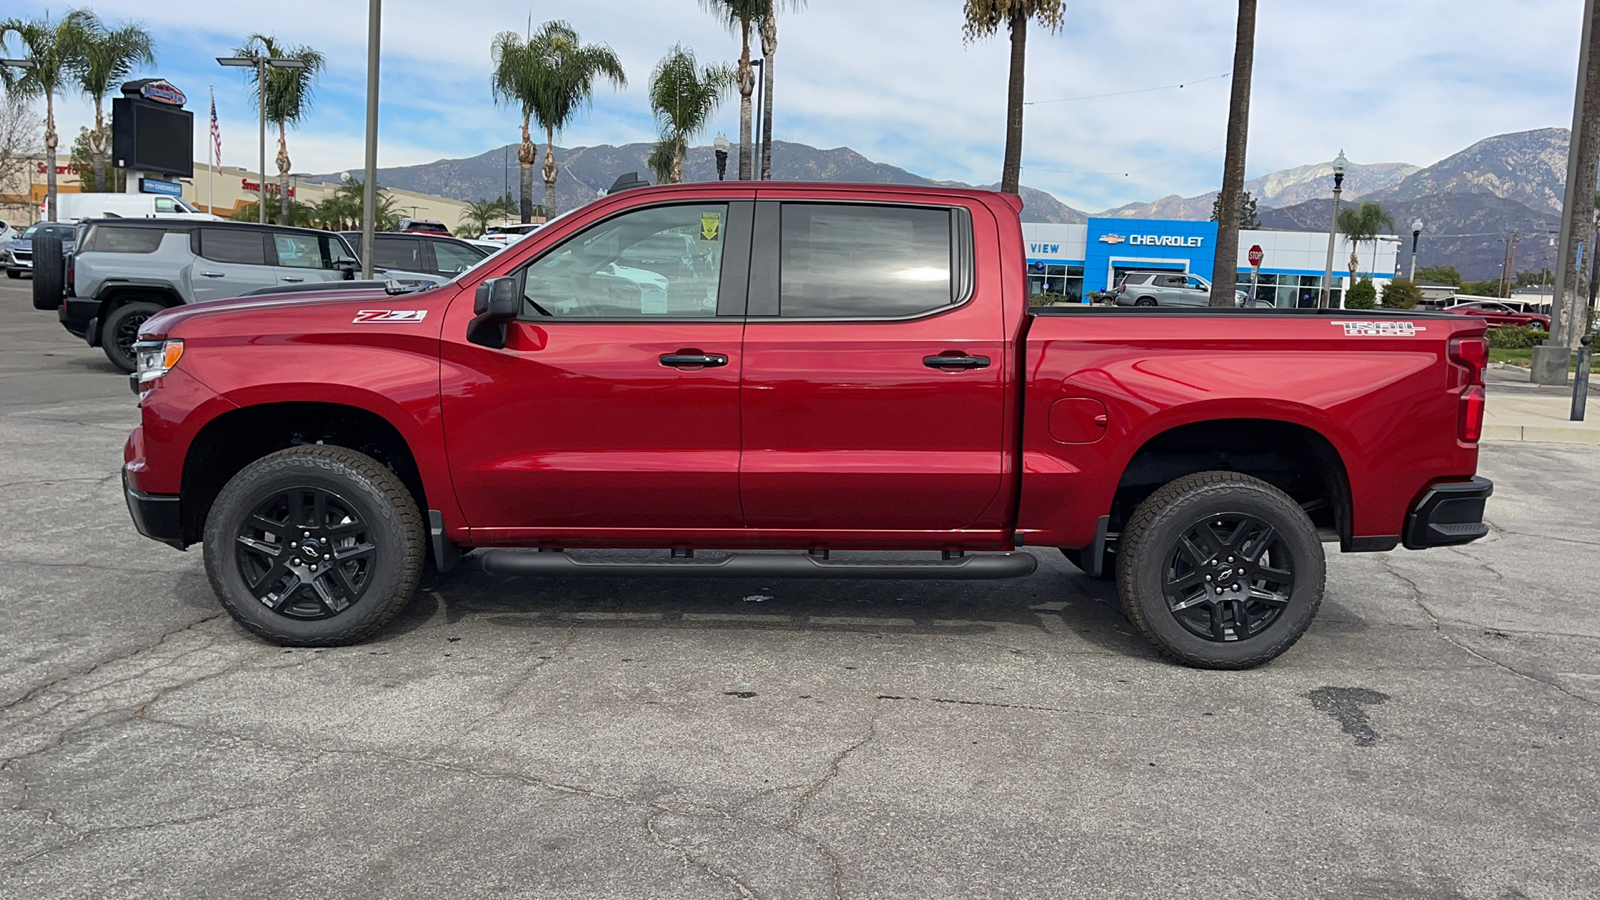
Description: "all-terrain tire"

(30, 236), (65, 310)
(1116, 471), (1324, 669)
(101, 301), (164, 373)
(203, 445), (425, 646)
(1134, 297), (1157, 307)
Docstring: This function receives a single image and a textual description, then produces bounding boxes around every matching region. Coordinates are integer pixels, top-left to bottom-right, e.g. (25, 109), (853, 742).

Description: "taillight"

(1459, 385), (1485, 442)
(1449, 336), (1488, 386)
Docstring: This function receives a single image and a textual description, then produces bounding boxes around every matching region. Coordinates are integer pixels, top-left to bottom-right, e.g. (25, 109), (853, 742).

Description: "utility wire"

(1024, 146), (1225, 178)
(1024, 72), (1229, 106)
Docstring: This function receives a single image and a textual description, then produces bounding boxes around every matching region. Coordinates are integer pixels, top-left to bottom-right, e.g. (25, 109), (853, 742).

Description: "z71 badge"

(352, 310), (428, 324)
(1334, 321), (1423, 337)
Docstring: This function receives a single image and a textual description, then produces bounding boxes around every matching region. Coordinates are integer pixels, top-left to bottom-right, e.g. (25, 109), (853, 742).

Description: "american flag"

(209, 89), (222, 166)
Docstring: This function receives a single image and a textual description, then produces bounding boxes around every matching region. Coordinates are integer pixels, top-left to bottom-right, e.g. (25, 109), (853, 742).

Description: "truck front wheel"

(203, 446), (425, 646)
(1115, 471), (1324, 669)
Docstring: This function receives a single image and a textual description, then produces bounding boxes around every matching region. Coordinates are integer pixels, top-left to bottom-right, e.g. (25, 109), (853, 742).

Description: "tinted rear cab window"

(778, 204), (956, 318)
(199, 229), (268, 265)
(85, 225), (176, 254)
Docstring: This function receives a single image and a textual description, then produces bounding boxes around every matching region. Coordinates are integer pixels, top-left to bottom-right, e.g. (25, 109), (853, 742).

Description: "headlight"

(134, 339), (184, 385)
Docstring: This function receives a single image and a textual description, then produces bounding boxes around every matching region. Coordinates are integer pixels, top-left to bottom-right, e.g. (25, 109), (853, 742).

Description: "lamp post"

(361, 0), (382, 279)
(1319, 150), (1348, 308)
(713, 133), (729, 181)
(218, 54), (310, 224)
(2, 59), (38, 219)
(1409, 218), (1423, 281)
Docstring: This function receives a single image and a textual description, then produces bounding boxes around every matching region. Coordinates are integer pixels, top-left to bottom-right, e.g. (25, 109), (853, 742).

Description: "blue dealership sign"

(1083, 218), (1218, 292)
(140, 178), (184, 196)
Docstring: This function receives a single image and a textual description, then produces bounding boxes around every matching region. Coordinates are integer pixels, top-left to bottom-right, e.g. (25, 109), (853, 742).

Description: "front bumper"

(123, 469), (185, 550)
(1404, 476), (1493, 549)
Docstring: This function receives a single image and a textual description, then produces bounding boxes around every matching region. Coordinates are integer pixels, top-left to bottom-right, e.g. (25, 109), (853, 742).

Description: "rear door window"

(777, 204), (956, 318)
(198, 229), (269, 266)
(373, 237), (424, 271)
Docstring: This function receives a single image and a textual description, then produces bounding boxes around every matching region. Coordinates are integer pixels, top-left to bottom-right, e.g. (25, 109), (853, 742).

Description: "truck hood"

(138, 283), (451, 340)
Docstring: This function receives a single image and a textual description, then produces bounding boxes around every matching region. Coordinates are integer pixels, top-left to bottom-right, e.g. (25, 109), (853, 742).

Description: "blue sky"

(5, 0), (1587, 212)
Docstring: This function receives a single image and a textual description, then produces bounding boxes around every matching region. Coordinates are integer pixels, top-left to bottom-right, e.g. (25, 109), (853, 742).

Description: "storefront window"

(1028, 263), (1085, 304)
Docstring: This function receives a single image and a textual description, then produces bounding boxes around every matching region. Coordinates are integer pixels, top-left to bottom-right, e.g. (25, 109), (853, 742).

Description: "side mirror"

(333, 256), (360, 280)
(467, 276), (520, 349)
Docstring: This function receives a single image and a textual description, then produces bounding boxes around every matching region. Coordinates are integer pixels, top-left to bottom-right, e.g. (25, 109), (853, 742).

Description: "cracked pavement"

(2, 281), (1597, 898)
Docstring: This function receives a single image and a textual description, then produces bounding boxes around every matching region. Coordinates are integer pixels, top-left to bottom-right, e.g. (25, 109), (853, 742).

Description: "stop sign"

(1248, 244), (1264, 267)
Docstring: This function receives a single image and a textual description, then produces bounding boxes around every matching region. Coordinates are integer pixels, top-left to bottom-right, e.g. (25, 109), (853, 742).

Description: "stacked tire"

(31, 236), (65, 311)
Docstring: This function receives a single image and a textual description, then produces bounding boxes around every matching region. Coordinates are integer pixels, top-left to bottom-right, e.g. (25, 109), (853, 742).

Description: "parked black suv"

(337, 232), (491, 278)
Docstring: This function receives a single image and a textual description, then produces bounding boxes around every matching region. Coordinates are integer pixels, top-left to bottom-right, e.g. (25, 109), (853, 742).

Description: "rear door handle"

(199, 272), (225, 278)
(660, 352), (729, 368)
(923, 354), (991, 369)
(281, 276), (304, 283)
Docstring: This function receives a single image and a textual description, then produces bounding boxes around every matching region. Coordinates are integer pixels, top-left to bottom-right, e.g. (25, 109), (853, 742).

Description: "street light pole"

(713, 133), (729, 181)
(1319, 150), (1347, 309)
(219, 55), (310, 225)
(362, 0), (382, 280)
(1410, 218), (1423, 281)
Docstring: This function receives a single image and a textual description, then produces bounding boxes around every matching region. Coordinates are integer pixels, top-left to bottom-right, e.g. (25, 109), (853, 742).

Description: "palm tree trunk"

(543, 122), (559, 217)
(672, 138), (684, 185)
(44, 92), (58, 222)
(518, 114), (536, 224)
(276, 122), (292, 225)
(91, 98), (108, 191)
(1209, 0), (1256, 306)
(737, 20), (754, 181)
(1000, 5), (1027, 194)
(760, 13), (777, 180)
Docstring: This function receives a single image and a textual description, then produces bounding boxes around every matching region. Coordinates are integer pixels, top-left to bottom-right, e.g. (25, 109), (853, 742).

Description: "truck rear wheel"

(203, 445), (425, 646)
(1134, 297), (1157, 307)
(1115, 471), (1324, 669)
(101, 301), (163, 373)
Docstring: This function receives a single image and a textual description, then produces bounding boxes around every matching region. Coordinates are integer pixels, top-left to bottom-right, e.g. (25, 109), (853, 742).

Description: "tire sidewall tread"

(203, 445), (425, 647)
(1115, 471), (1325, 670)
(101, 301), (164, 373)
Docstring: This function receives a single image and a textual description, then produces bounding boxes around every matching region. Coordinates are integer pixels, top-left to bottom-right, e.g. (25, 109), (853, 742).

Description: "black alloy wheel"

(102, 301), (163, 373)
(204, 445), (424, 646)
(1115, 471), (1324, 669)
(1161, 513), (1293, 643)
(235, 486), (376, 619)
(1134, 297), (1158, 307)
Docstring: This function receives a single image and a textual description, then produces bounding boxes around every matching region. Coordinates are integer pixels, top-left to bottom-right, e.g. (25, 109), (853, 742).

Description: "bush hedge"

(1381, 277), (1422, 309)
(1487, 325), (1545, 350)
(1345, 277), (1377, 310)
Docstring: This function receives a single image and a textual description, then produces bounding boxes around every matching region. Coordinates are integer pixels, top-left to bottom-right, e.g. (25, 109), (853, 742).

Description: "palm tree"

(335, 176), (400, 230)
(700, 0), (765, 180)
(234, 34), (325, 225)
(65, 10), (155, 192)
(649, 45), (734, 184)
(1209, 0), (1254, 307)
(1337, 202), (1395, 280)
(646, 139), (675, 186)
(961, 1), (1065, 195)
(525, 21), (625, 216)
(758, 1), (806, 180)
(1, 13), (87, 222)
(490, 30), (540, 224)
(459, 196), (515, 237)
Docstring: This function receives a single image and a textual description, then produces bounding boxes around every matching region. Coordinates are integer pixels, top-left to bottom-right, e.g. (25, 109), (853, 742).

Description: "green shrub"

(1487, 325), (1544, 350)
(1345, 277), (1377, 310)
(1381, 277), (1422, 309)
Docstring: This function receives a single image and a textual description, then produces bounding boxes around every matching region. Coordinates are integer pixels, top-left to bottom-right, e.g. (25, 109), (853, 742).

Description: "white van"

(49, 193), (223, 223)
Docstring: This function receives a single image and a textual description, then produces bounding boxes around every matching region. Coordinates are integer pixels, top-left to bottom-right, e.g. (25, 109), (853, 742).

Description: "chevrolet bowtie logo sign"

(1099, 234), (1127, 245)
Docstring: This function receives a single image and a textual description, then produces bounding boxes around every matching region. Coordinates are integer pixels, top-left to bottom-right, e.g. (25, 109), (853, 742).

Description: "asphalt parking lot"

(2, 277), (1597, 899)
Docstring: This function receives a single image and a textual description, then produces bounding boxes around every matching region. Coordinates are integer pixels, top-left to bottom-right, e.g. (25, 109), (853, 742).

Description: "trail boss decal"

(1334, 321), (1424, 336)
(353, 310), (428, 324)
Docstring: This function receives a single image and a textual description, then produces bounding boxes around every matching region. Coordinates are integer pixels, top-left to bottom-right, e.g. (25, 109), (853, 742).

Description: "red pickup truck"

(122, 183), (1492, 669)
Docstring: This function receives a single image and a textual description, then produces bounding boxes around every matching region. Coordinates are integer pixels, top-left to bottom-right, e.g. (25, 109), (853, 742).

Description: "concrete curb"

(1482, 422), (1600, 445)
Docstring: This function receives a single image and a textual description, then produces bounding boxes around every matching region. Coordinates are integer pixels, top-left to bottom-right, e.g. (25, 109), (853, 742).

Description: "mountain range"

(313, 127), (1580, 280)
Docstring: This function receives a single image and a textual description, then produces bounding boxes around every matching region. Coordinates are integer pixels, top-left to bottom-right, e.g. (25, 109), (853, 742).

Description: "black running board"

(479, 550), (1038, 580)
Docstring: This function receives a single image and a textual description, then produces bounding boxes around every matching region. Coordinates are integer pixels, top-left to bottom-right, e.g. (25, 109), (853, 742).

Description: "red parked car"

(1443, 299), (1549, 330)
(120, 182), (1492, 669)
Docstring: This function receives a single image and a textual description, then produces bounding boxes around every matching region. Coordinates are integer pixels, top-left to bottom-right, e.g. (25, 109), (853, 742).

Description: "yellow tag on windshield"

(700, 212), (721, 241)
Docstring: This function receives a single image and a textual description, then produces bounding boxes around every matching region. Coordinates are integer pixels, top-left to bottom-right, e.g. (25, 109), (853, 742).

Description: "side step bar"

(479, 550), (1038, 581)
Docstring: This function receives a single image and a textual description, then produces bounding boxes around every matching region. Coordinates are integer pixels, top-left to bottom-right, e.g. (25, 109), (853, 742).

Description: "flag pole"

(208, 86), (215, 214)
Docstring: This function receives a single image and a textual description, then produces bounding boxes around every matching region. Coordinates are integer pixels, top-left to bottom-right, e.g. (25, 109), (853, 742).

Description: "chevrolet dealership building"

(1023, 219), (1400, 308)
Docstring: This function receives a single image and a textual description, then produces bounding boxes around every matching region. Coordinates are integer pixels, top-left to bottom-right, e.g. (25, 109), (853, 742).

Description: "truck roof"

(609, 180), (1024, 210)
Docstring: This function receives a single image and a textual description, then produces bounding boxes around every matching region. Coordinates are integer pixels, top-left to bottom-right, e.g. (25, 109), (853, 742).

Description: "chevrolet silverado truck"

(122, 183), (1493, 669)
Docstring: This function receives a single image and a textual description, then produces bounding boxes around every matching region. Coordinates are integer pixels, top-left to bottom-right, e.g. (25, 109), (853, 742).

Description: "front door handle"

(199, 271), (225, 278)
(923, 354), (991, 370)
(281, 276), (304, 283)
(660, 351), (729, 368)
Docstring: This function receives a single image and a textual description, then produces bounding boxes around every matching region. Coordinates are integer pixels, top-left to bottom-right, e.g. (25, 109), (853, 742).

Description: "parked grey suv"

(1114, 271), (1253, 307)
(33, 220), (443, 373)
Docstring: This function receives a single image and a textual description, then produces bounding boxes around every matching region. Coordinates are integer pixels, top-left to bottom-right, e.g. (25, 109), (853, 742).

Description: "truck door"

(738, 200), (1009, 533)
(441, 200), (752, 535)
(192, 227), (281, 302)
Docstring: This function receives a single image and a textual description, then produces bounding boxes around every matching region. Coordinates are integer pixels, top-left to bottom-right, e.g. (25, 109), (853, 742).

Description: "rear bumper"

(1404, 477), (1493, 549)
(59, 297), (97, 341)
(123, 469), (185, 550)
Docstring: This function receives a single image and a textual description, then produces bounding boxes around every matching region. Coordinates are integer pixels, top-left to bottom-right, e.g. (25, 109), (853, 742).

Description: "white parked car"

(481, 223), (543, 245)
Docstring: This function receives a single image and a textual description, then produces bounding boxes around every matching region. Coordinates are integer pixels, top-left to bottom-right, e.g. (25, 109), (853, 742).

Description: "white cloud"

(5, 0), (1588, 211)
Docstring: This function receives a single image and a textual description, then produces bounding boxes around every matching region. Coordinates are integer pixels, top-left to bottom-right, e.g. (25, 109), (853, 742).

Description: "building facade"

(1024, 219), (1400, 308)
